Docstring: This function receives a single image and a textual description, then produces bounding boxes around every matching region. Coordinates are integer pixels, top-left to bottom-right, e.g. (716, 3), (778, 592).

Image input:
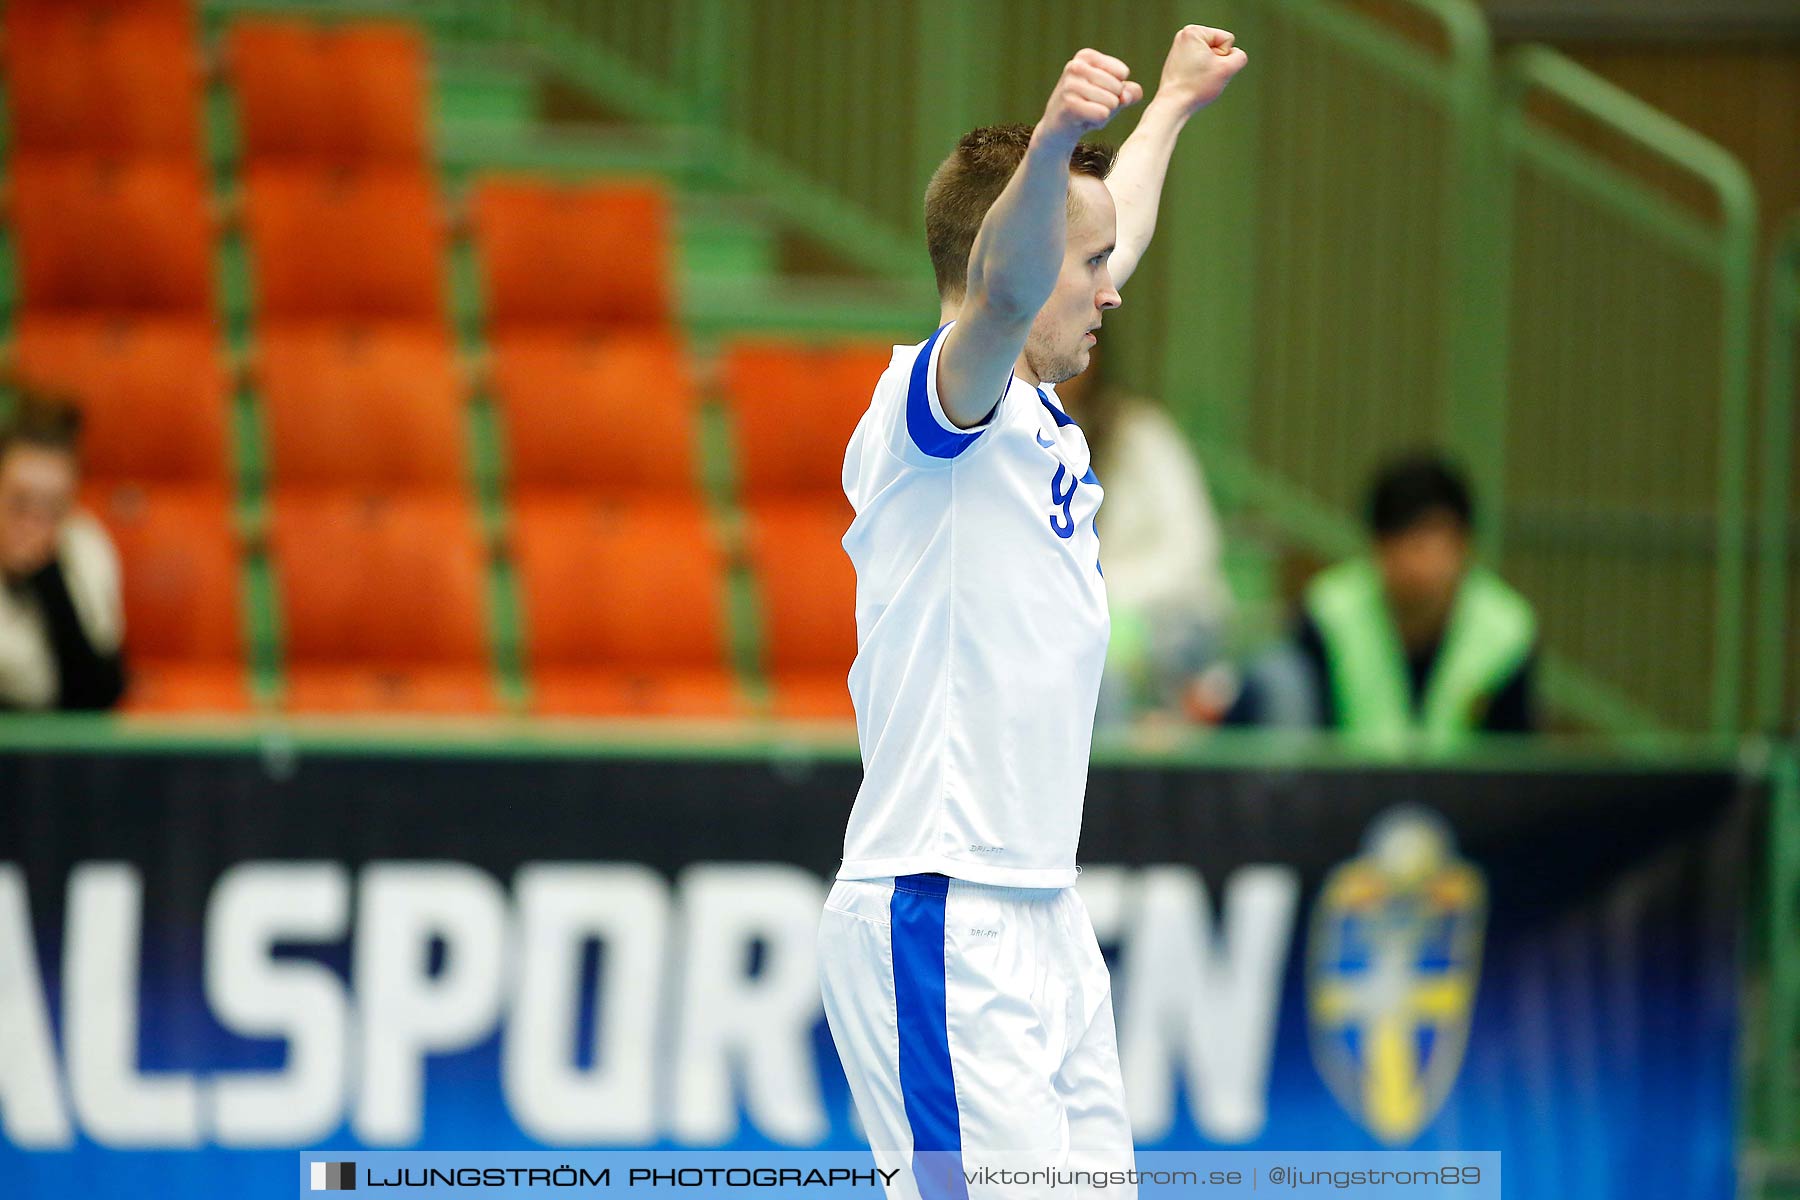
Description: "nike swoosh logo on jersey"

(1035, 430), (1056, 448)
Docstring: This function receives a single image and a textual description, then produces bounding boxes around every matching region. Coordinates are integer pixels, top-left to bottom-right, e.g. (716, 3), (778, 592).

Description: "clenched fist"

(1038, 48), (1144, 145)
(1156, 24), (1247, 114)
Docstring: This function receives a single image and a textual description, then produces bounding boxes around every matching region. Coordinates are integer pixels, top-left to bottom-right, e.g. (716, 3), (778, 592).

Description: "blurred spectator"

(1235, 453), (1537, 745)
(1056, 351), (1233, 726)
(0, 388), (127, 711)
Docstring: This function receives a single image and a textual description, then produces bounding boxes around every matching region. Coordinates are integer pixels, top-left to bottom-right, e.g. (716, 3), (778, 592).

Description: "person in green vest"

(1292, 454), (1537, 748)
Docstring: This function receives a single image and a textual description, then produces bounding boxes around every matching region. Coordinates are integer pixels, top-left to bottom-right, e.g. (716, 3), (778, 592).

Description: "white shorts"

(818, 873), (1135, 1199)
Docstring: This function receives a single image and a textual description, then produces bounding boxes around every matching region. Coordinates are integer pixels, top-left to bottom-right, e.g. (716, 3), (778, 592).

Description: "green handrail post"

(1269, 0), (1507, 556)
(1770, 745), (1800, 1156)
(682, 0), (733, 187)
(1500, 46), (1759, 736)
(911, 2), (980, 221)
(1367, 0), (1508, 563)
(1160, 0), (1264, 465)
(1758, 216), (1799, 734)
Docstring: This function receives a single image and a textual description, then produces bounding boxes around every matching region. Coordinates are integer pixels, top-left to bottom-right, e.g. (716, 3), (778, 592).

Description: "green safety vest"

(1303, 559), (1536, 752)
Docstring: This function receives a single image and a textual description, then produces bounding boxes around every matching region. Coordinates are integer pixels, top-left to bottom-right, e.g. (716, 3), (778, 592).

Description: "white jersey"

(837, 322), (1110, 888)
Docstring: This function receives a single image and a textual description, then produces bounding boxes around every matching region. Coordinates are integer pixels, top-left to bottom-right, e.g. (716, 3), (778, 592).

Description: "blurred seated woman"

(0, 389), (126, 711)
(1055, 349), (1235, 726)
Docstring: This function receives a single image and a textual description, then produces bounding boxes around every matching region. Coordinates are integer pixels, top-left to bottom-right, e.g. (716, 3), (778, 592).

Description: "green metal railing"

(1496, 46), (1758, 736)
(162, 1), (1800, 739)
(193, 0), (1789, 736)
(1759, 216), (1800, 735)
(1761, 742), (1800, 1184)
(452, 0), (1773, 736)
(1246, 0), (1485, 533)
(478, 0), (933, 287)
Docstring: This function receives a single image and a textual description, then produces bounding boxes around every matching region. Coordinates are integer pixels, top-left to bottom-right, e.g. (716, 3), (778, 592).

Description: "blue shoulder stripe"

(907, 324), (992, 459)
(1038, 389), (1077, 428)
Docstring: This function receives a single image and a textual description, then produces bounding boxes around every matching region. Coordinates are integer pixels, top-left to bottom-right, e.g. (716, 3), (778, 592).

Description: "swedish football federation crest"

(1307, 807), (1486, 1144)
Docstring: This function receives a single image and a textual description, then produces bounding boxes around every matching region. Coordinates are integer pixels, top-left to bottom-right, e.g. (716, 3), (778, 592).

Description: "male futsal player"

(818, 27), (1247, 1199)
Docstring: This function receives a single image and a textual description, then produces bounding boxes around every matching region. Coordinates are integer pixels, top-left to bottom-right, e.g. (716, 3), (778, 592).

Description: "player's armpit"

(897, 321), (1002, 464)
(934, 303), (1030, 432)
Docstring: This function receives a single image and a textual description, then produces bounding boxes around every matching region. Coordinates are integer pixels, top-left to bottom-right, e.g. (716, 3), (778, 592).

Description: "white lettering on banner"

(1075, 866), (1129, 941)
(353, 862), (509, 1145)
(1117, 866), (1299, 1143)
(504, 863), (667, 1144)
(205, 862), (350, 1145)
(66, 863), (204, 1146)
(2, 859), (1297, 1149)
(0, 865), (72, 1147)
(670, 864), (828, 1145)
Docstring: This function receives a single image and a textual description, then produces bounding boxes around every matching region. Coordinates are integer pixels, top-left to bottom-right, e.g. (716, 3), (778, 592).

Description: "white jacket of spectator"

(1093, 399), (1232, 632)
(0, 511), (124, 709)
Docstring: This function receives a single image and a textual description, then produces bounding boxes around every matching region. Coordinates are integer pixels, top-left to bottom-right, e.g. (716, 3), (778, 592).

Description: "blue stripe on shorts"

(890, 873), (968, 1200)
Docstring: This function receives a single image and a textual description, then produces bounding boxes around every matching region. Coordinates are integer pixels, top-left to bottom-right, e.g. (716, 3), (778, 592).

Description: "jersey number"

(1049, 464), (1077, 539)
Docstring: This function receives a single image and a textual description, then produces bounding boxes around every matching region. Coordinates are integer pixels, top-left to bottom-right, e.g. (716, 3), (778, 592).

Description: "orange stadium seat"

(471, 179), (673, 333)
(8, 156), (214, 318)
(82, 483), (249, 713)
(243, 167), (446, 323)
(259, 325), (466, 490)
(227, 19), (428, 167)
(13, 317), (230, 488)
(488, 332), (697, 493)
(511, 496), (744, 717)
(743, 499), (857, 719)
(269, 490), (495, 713)
(722, 340), (892, 498)
(2, 0), (202, 159)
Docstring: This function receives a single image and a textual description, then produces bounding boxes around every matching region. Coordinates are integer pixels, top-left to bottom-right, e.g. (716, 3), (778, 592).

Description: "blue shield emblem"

(1306, 807), (1486, 1144)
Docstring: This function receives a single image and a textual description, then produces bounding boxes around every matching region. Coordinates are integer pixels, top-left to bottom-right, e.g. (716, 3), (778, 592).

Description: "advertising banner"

(0, 749), (1751, 1197)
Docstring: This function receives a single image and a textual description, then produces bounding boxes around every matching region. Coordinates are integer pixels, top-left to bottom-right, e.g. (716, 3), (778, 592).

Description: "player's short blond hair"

(924, 123), (1115, 302)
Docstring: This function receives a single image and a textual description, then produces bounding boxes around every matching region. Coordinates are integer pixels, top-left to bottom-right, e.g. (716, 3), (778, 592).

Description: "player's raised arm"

(1104, 24), (1248, 290)
(935, 49), (1142, 427)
